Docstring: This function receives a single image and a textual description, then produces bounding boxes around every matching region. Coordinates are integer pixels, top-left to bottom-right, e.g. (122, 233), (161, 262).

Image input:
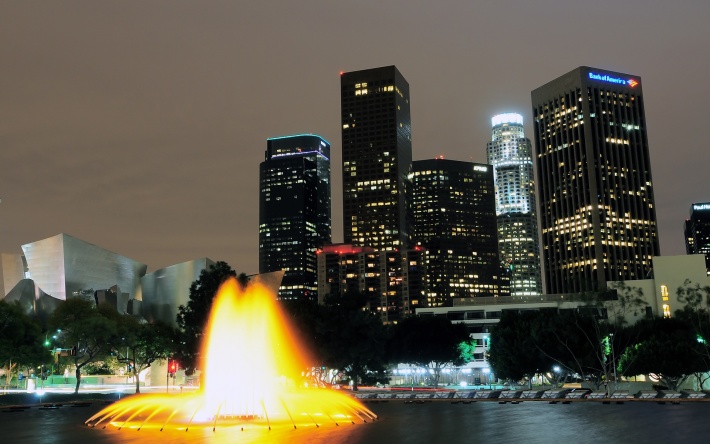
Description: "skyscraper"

(259, 134), (331, 301)
(410, 158), (507, 306)
(341, 66), (412, 251)
(486, 113), (542, 296)
(685, 202), (710, 275)
(531, 67), (660, 294)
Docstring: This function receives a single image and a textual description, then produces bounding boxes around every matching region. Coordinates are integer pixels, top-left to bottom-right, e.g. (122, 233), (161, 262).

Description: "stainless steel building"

(140, 257), (214, 325)
(18, 233), (147, 302)
(531, 67), (660, 294)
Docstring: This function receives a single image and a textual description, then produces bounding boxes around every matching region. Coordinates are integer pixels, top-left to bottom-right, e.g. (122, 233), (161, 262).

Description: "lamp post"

(482, 367), (490, 388)
(609, 333), (618, 393)
(553, 365), (561, 387)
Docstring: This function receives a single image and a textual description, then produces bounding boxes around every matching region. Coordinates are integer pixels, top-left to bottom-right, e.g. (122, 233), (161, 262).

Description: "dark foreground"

(2, 395), (710, 444)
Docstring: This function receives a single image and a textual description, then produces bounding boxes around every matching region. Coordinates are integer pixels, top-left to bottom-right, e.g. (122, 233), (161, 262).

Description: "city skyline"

(2, 1), (709, 281)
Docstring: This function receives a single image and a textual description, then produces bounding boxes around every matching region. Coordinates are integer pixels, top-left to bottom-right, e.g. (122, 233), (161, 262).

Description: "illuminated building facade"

(486, 113), (542, 296)
(259, 134), (331, 301)
(316, 244), (424, 322)
(531, 66), (660, 294)
(341, 66), (412, 251)
(685, 202), (710, 275)
(317, 244), (379, 304)
(410, 159), (508, 307)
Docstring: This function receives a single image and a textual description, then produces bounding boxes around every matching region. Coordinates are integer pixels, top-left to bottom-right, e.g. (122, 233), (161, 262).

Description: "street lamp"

(609, 333), (618, 392)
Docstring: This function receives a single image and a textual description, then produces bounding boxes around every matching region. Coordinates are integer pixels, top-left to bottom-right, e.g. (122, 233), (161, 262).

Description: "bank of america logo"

(589, 72), (639, 88)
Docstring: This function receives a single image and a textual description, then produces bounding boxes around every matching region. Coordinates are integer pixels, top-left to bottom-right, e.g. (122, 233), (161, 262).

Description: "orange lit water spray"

(86, 276), (376, 432)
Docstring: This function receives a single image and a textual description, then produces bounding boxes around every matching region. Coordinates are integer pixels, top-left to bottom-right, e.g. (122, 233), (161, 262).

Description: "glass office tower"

(341, 66), (412, 251)
(259, 134), (331, 301)
(685, 202), (710, 275)
(410, 158), (507, 306)
(531, 67), (660, 294)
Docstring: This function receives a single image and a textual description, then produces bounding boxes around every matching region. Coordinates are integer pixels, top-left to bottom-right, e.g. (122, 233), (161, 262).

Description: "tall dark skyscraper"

(410, 158), (507, 306)
(341, 66), (412, 252)
(532, 66), (660, 294)
(259, 134), (331, 301)
(487, 113), (542, 296)
(685, 202), (710, 275)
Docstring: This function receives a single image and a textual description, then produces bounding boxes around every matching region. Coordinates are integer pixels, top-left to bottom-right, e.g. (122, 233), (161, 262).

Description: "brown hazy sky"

(2, 0), (709, 282)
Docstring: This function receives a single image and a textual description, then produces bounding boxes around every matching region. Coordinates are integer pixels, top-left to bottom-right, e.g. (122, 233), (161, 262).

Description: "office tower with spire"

(531, 66), (660, 294)
(487, 113), (542, 296)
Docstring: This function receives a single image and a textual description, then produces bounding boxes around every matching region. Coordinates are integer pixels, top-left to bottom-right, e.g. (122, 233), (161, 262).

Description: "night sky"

(2, 1), (709, 289)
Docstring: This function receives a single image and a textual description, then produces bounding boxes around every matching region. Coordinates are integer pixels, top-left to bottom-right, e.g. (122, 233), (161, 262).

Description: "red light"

(339, 71), (344, 76)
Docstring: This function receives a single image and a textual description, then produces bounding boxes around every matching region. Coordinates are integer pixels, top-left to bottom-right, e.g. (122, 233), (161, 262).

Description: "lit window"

(661, 285), (669, 301)
(662, 304), (671, 318)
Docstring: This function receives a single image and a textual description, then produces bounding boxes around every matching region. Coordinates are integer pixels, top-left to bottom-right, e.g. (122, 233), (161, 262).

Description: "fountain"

(85, 277), (377, 433)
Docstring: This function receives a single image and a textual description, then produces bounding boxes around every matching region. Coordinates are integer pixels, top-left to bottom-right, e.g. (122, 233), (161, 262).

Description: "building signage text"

(588, 72), (638, 88)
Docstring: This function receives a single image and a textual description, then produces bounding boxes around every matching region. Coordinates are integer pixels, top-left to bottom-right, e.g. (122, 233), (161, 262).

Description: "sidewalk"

(0, 391), (124, 408)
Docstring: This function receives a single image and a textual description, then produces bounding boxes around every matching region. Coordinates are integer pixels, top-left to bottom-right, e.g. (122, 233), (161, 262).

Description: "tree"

(390, 315), (472, 388)
(0, 301), (47, 388)
(316, 293), (390, 390)
(675, 279), (710, 383)
(280, 297), (322, 365)
(107, 312), (178, 393)
(531, 310), (602, 386)
(604, 281), (650, 326)
(49, 298), (116, 393)
(528, 285), (649, 392)
(619, 317), (707, 390)
(489, 310), (551, 385)
(176, 261), (246, 374)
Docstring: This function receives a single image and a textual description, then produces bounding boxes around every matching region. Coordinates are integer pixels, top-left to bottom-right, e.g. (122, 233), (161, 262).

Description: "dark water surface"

(2, 400), (710, 443)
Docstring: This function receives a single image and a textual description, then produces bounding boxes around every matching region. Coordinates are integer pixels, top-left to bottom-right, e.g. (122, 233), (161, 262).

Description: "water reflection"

(5, 400), (710, 443)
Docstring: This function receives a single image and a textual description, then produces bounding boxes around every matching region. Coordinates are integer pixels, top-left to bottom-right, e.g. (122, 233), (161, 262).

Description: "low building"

(317, 244), (425, 322)
(415, 255), (710, 375)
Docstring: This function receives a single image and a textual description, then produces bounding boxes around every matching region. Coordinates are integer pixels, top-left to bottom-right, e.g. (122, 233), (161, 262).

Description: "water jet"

(86, 276), (376, 433)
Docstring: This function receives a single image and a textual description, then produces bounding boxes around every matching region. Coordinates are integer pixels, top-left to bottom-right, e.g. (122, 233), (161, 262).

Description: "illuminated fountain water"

(86, 277), (376, 432)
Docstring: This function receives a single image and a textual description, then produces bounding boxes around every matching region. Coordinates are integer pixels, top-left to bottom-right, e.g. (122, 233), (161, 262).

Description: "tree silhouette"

(176, 261), (246, 374)
(49, 298), (116, 393)
(390, 315), (472, 387)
